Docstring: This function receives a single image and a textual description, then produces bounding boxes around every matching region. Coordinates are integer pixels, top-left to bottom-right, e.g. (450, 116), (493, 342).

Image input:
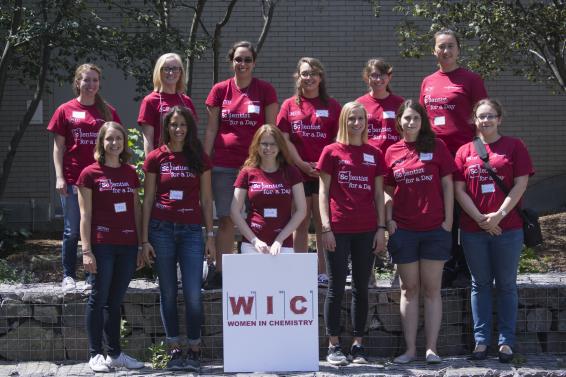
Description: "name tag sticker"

(481, 184), (496, 194)
(248, 104), (260, 114)
(434, 116), (446, 126)
(264, 208), (278, 218)
(363, 153), (375, 163)
(383, 111), (395, 119)
(170, 190), (184, 200)
(114, 202), (127, 213)
(420, 152), (433, 161)
(315, 109), (329, 118)
(72, 111), (86, 119)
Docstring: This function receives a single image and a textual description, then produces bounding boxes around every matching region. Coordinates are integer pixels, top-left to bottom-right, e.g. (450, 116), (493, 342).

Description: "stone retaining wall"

(1, 274), (565, 361)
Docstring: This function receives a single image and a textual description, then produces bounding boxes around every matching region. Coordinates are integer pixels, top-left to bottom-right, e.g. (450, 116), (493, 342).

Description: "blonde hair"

(152, 53), (186, 93)
(243, 124), (293, 169)
(73, 64), (112, 121)
(94, 122), (132, 164)
(336, 102), (368, 145)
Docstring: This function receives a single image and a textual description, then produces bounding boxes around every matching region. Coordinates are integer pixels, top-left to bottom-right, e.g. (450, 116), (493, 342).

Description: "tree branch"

(212, 0), (239, 84)
(256, 0), (278, 54)
(185, 0), (207, 95)
(0, 0), (23, 110)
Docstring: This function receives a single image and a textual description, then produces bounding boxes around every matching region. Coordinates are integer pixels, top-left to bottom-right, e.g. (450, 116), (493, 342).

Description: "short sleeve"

(205, 82), (224, 108)
(261, 81), (278, 106)
(182, 95), (199, 123)
(109, 105), (122, 125)
(512, 138), (534, 177)
(317, 145), (335, 176)
(453, 144), (468, 182)
(76, 166), (94, 188)
(46, 105), (67, 136)
(470, 73), (488, 105)
(127, 165), (141, 188)
(143, 149), (160, 174)
(383, 149), (395, 187)
(330, 99), (342, 138)
(287, 165), (304, 186)
(233, 168), (250, 189)
(374, 148), (386, 177)
(276, 99), (291, 134)
(137, 95), (157, 127)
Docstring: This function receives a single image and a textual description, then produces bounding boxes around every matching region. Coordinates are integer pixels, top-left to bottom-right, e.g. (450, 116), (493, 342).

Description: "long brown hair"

(243, 124), (293, 169)
(395, 99), (436, 153)
(362, 58), (393, 93)
(73, 64), (112, 121)
(161, 106), (205, 174)
(294, 57), (329, 106)
(94, 122), (132, 164)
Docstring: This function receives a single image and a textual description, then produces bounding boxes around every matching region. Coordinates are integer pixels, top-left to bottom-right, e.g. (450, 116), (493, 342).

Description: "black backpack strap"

(472, 137), (510, 196)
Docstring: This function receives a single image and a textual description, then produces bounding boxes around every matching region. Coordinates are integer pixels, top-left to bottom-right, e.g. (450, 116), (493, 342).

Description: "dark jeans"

(149, 219), (204, 346)
(324, 231), (375, 338)
(60, 184), (80, 278)
(86, 244), (137, 357)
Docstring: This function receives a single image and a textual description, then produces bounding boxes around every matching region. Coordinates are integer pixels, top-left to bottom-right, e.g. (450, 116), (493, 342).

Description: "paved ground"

(2, 354), (566, 377)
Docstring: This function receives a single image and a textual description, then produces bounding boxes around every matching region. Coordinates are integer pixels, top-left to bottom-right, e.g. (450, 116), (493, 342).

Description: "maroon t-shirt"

(317, 143), (386, 233)
(384, 139), (456, 231)
(454, 136), (534, 232)
(234, 165), (303, 247)
(205, 77), (278, 168)
(77, 163), (140, 245)
(356, 93), (404, 153)
(47, 99), (121, 184)
(420, 68), (487, 155)
(137, 91), (198, 150)
(143, 145), (212, 224)
(277, 96), (341, 181)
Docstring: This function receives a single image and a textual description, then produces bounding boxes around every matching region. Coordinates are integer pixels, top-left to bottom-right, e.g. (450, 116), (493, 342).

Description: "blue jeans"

(86, 244), (137, 357)
(461, 229), (523, 347)
(149, 219), (204, 346)
(60, 185), (80, 278)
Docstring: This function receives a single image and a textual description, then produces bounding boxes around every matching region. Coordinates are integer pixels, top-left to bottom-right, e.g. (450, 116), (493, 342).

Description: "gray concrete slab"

(1, 355), (565, 377)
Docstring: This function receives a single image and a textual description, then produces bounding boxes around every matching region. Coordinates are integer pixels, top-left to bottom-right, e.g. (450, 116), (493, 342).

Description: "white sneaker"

(89, 354), (111, 373)
(62, 276), (76, 292)
(106, 352), (144, 369)
(83, 281), (93, 291)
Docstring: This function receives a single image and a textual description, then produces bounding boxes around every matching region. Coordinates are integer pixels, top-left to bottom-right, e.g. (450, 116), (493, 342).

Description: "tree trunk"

(0, 39), (51, 200)
(212, 0), (239, 84)
(186, 0), (207, 96)
(0, 0), (23, 111)
(256, 0), (278, 54)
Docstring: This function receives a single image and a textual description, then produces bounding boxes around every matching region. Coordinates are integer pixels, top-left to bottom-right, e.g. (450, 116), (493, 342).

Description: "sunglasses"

(233, 56), (254, 64)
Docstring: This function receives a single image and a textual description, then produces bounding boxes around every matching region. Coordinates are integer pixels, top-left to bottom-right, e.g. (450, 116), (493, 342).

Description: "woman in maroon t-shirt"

(276, 57), (341, 282)
(231, 124), (306, 254)
(77, 122), (144, 372)
(204, 41), (279, 286)
(356, 58), (404, 153)
(47, 63), (120, 292)
(384, 100), (456, 364)
(141, 106), (214, 371)
(455, 99), (533, 363)
(137, 53), (198, 156)
(318, 102), (386, 366)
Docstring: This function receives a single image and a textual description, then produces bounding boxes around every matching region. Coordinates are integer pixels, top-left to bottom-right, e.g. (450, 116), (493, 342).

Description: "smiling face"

(76, 69), (100, 98)
(258, 133), (279, 162)
(160, 56), (183, 89)
(347, 107), (367, 139)
(167, 112), (188, 145)
(367, 68), (391, 95)
(103, 126), (124, 158)
(231, 47), (255, 78)
(434, 33), (460, 71)
(474, 103), (501, 140)
(399, 107), (422, 142)
(298, 62), (321, 97)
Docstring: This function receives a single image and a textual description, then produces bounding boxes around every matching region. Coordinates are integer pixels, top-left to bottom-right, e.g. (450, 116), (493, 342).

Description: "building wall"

(1, 0), (565, 226)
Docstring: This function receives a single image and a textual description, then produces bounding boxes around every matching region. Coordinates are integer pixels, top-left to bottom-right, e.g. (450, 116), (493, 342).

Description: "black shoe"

(349, 344), (368, 364)
(166, 348), (185, 370)
(185, 349), (201, 371)
(469, 346), (489, 361)
(498, 347), (514, 363)
(326, 345), (349, 366)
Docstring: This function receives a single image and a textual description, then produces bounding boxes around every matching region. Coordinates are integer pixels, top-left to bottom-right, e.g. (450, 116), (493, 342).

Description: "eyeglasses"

(161, 66), (182, 73)
(260, 142), (277, 149)
(233, 56), (254, 64)
(476, 114), (499, 121)
(369, 72), (388, 80)
(300, 71), (320, 78)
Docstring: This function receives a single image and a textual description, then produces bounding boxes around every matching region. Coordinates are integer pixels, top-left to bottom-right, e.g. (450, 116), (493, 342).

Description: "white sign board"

(222, 253), (319, 373)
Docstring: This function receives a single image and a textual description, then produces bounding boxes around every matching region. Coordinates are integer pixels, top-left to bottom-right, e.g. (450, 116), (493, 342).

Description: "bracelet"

(206, 231), (215, 238)
(499, 208), (507, 217)
(321, 229), (332, 234)
(141, 241), (149, 245)
(378, 226), (387, 230)
(82, 249), (92, 254)
(386, 219), (393, 224)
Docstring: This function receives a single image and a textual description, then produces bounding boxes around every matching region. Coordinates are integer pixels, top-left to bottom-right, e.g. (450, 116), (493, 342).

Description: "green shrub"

(518, 247), (549, 274)
(148, 341), (170, 369)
